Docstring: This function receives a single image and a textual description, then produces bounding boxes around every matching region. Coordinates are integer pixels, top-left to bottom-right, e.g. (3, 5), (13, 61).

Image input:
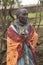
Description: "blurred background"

(0, 0), (43, 65)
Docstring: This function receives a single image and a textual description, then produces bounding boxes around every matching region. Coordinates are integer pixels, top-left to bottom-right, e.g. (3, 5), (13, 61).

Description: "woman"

(7, 8), (38, 65)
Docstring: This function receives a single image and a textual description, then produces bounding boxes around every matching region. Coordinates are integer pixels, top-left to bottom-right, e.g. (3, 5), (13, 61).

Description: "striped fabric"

(18, 43), (35, 65)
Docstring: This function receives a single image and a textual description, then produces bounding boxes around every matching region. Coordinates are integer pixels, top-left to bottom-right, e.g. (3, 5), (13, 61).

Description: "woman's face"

(17, 9), (28, 24)
(19, 12), (28, 24)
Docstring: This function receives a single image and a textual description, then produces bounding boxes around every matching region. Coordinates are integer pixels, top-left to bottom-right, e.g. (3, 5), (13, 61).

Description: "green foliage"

(2, 0), (8, 5)
(28, 12), (43, 18)
(2, 0), (21, 6)
(6, 15), (16, 20)
(2, 0), (14, 6)
(40, 0), (43, 5)
(28, 13), (36, 18)
(8, 0), (14, 5)
(41, 12), (43, 17)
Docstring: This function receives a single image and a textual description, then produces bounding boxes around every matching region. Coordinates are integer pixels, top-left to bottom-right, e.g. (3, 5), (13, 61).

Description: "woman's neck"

(19, 20), (27, 26)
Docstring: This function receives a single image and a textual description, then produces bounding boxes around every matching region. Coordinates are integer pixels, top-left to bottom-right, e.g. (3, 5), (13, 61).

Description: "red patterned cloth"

(7, 25), (38, 65)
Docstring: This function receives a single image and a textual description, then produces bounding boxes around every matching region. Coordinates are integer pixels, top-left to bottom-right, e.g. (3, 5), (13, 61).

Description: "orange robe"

(7, 25), (38, 65)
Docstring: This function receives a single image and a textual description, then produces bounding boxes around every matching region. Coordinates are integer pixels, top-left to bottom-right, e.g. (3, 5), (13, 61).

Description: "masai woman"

(7, 8), (38, 65)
